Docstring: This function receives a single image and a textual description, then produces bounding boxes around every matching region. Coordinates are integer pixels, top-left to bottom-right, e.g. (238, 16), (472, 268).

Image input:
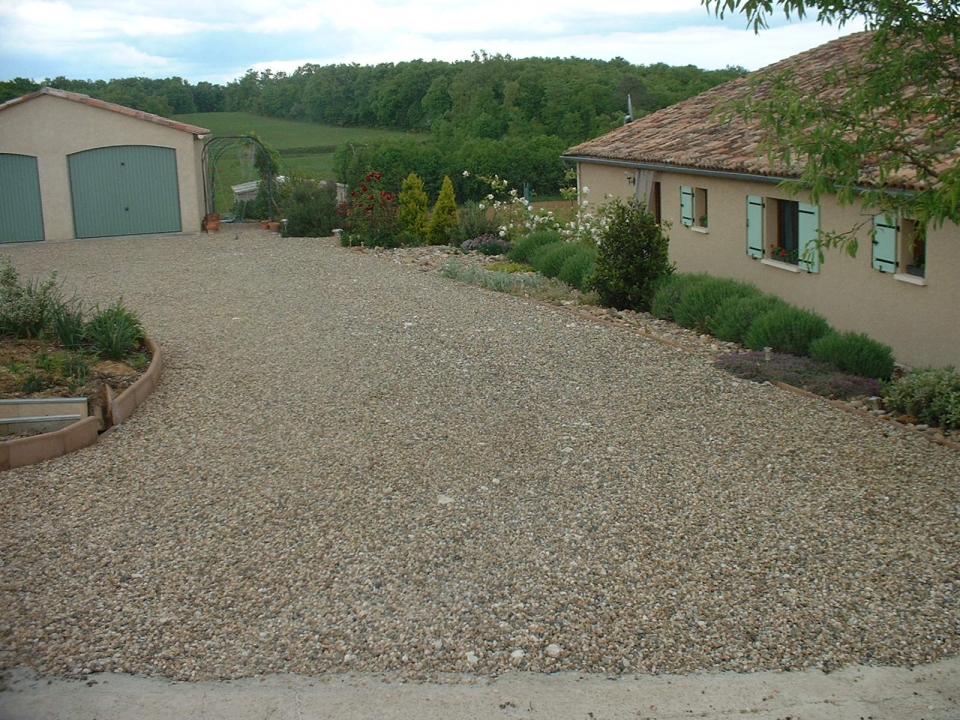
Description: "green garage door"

(68, 145), (182, 238)
(0, 154), (44, 243)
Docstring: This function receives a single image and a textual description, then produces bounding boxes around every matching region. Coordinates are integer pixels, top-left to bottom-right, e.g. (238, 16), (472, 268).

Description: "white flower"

(582, 186), (590, 194)
(463, 170), (470, 177)
(498, 229), (506, 237)
(478, 203), (486, 210)
(487, 194), (494, 201)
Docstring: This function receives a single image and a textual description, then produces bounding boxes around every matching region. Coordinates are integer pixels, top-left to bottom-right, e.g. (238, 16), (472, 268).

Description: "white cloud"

(0, 0), (865, 82)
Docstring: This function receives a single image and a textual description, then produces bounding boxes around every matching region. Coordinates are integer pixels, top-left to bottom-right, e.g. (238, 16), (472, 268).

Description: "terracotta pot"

(267, 221), (280, 231)
(207, 220), (221, 232)
(260, 220), (270, 230)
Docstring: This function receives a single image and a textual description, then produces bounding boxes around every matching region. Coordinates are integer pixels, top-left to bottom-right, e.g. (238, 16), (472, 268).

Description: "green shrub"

(743, 305), (831, 357)
(532, 243), (583, 279)
(809, 331), (896, 380)
(708, 295), (787, 344)
(278, 177), (339, 238)
(672, 277), (760, 333)
(454, 201), (499, 244)
(397, 172), (429, 240)
(588, 199), (673, 311)
(650, 273), (711, 321)
(557, 246), (597, 290)
(86, 299), (144, 361)
(883, 366), (960, 429)
(394, 231), (423, 247)
(426, 176), (459, 245)
(507, 230), (561, 263)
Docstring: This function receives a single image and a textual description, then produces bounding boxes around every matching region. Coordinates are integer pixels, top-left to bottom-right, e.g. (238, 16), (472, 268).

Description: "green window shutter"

(872, 214), (898, 273)
(797, 202), (820, 273)
(680, 186), (694, 227)
(746, 195), (764, 258)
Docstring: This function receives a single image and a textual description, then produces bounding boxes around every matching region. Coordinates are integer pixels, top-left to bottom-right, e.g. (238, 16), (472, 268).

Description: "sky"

(0, 0), (865, 85)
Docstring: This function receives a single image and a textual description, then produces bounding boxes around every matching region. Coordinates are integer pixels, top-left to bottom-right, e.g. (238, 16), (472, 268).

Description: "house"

(562, 32), (960, 369)
(0, 87), (210, 243)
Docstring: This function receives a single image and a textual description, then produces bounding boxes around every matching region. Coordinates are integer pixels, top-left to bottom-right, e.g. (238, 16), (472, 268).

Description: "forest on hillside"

(1, 55), (745, 197)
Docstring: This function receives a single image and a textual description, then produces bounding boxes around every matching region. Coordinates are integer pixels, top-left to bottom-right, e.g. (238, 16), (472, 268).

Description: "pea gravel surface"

(1, 227), (959, 684)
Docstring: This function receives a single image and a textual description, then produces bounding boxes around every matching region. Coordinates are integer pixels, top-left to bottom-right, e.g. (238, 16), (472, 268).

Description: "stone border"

(0, 338), (163, 471)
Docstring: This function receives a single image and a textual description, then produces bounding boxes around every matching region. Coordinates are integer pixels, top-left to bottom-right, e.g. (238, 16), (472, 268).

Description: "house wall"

(578, 161), (960, 368)
(0, 94), (205, 240)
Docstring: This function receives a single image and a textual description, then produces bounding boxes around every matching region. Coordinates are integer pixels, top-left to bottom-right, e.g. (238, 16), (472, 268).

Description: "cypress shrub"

(708, 295), (787, 344)
(426, 175), (459, 245)
(397, 172), (428, 240)
(672, 277), (760, 333)
(809, 331), (895, 380)
(744, 305), (831, 357)
(508, 230), (562, 263)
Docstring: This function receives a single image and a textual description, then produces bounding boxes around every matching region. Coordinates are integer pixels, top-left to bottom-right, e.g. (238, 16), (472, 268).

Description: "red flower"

(374, 172), (382, 181)
(360, 182), (368, 192)
(779, 249), (787, 257)
(350, 190), (356, 196)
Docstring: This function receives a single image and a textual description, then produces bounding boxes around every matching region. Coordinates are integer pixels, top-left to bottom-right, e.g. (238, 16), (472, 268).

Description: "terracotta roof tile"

(0, 87), (211, 137)
(564, 32), (955, 190)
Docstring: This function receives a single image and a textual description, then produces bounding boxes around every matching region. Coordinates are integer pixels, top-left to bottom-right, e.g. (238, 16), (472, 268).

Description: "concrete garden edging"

(0, 338), (163, 471)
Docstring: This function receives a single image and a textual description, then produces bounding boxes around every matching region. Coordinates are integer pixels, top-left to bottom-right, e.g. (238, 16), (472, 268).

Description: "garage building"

(0, 87), (210, 243)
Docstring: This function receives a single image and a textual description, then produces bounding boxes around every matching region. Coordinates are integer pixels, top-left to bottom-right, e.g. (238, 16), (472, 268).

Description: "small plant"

(485, 262), (534, 273)
(708, 294), (787, 345)
(809, 331), (895, 381)
(0, 257), (63, 339)
(650, 273), (710, 321)
(441, 259), (547, 294)
(716, 352), (882, 399)
(6, 361), (26, 374)
(426, 175), (459, 245)
(52, 297), (87, 349)
(507, 231), (562, 264)
(34, 351), (60, 374)
(461, 235), (511, 255)
(883, 366), (960, 429)
(671, 277), (760, 334)
(62, 351), (91, 382)
(130, 352), (150, 371)
(743, 305), (830, 357)
(588, 199), (673, 312)
(20, 371), (49, 394)
(86, 299), (144, 361)
(557, 246), (597, 290)
(454, 201), (499, 245)
(531, 243), (584, 279)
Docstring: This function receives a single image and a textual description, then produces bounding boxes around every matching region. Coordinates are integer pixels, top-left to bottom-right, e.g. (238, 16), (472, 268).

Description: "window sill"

(690, 226), (709, 234)
(894, 272), (927, 286)
(760, 258), (801, 273)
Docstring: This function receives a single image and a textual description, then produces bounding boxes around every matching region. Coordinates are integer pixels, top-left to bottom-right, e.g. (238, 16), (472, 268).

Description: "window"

(680, 185), (708, 229)
(873, 214), (926, 278)
(651, 181), (662, 224)
(746, 195), (820, 273)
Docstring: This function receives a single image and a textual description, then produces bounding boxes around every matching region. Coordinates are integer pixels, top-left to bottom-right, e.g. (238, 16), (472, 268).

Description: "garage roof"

(0, 87), (211, 137)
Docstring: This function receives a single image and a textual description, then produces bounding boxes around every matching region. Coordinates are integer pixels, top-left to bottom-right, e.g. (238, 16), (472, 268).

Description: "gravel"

(1, 226), (959, 682)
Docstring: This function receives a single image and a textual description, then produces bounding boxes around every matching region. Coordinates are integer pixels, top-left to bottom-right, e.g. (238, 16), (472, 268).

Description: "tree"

(703, 0), (960, 256)
(426, 176), (459, 245)
(397, 172), (429, 240)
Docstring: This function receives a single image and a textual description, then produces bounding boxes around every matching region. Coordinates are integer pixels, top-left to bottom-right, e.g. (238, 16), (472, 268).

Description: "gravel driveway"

(1, 226), (958, 682)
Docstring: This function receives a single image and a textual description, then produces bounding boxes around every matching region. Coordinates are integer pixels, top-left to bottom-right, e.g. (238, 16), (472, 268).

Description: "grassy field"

(175, 112), (427, 215)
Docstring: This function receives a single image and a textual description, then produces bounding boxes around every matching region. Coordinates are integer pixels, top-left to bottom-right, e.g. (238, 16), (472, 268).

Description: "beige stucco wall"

(578, 161), (960, 369)
(0, 94), (205, 241)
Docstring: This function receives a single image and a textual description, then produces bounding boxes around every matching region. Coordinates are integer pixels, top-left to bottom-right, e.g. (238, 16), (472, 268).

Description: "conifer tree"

(426, 176), (459, 246)
(397, 172), (429, 240)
